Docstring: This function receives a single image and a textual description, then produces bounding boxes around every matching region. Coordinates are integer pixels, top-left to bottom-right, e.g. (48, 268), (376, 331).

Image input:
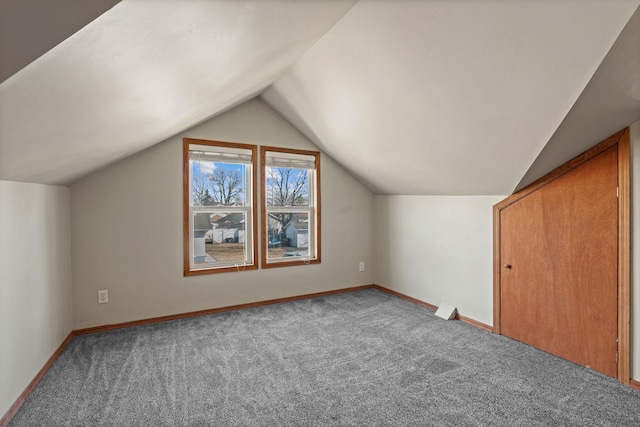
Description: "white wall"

(373, 195), (504, 326)
(0, 181), (72, 418)
(70, 99), (374, 329)
(631, 120), (640, 381)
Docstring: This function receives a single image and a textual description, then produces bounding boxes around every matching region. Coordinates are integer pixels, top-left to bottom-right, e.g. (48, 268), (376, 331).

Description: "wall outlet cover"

(98, 290), (109, 304)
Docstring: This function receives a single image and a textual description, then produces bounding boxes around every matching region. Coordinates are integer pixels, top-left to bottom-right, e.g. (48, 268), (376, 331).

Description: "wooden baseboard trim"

(456, 313), (493, 333)
(74, 284), (493, 336)
(373, 285), (438, 311)
(74, 285), (377, 335)
(630, 379), (640, 391)
(373, 285), (493, 332)
(4, 283), (492, 425)
(2, 285), (376, 425)
(0, 332), (74, 427)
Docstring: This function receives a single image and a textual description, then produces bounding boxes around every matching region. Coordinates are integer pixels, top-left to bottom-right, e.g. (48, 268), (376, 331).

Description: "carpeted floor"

(8, 288), (640, 426)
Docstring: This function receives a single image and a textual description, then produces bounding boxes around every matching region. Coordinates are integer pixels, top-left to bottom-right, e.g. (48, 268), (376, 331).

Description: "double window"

(183, 139), (320, 275)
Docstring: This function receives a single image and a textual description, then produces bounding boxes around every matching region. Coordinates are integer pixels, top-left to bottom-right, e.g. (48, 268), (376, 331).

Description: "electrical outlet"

(359, 262), (365, 272)
(98, 290), (109, 304)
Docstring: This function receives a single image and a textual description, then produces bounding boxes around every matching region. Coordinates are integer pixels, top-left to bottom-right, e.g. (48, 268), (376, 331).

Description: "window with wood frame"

(183, 138), (257, 275)
(261, 146), (321, 268)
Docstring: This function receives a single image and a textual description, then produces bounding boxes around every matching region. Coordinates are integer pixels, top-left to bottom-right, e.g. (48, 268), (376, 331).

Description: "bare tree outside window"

(192, 172), (210, 206)
(209, 168), (244, 206)
(267, 167), (308, 230)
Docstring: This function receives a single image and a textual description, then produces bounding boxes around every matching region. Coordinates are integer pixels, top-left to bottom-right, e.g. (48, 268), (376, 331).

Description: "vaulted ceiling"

(1, 0), (639, 195)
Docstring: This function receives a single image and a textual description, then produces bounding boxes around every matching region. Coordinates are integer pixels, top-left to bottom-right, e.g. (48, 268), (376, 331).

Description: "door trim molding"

(492, 128), (630, 385)
(617, 128), (630, 384)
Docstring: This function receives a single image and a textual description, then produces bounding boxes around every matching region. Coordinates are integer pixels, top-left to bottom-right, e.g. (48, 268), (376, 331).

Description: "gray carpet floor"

(8, 288), (640, 426)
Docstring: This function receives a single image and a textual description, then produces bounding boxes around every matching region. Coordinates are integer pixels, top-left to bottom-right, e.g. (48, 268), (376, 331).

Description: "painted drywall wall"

(373, 195), (504, 326)
(70, 98), (374, 328)
(0, 181), (72, 418)
(631, 120), (640, 382)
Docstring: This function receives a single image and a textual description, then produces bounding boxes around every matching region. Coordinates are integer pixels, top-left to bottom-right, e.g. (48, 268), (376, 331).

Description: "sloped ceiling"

(263, 0), (640, 195)
(0, 0), (356, 184)
(516, 3), (640, 191)
(1, 0), (639, 195)
(0, 0), (121, 83)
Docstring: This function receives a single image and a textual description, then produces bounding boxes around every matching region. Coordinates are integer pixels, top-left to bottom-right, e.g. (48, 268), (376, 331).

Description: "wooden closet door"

(500, 145), (618, 377)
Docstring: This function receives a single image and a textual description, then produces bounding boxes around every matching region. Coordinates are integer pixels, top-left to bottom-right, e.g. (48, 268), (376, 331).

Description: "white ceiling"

(0, 0), (356, 184)
(263, 0), (640, 195)
(1, 0), (639, 195)
(516, 3), (640, 191)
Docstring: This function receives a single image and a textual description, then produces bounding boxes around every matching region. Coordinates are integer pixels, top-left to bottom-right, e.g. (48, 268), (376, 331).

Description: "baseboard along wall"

(375, 286), (493, 333)
(0, 332), (74, 427)
(2, 283), (635, 426)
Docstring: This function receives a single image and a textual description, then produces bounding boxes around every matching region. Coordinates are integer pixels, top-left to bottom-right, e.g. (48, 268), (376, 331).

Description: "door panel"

(500, 146), (618, 377)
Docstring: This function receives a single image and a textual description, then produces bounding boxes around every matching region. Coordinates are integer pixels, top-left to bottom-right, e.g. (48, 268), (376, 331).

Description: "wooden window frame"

(183, 138), (258, 276)
(260, 146), (321, 269)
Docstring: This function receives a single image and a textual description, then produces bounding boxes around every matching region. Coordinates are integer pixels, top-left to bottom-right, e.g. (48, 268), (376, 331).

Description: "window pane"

(265, 167), (309, 207)
(185, 139), (258, 275)
(266, 211), (310, 259)
(191, 160), (248, 207)
(193, 211), (248, 266)
(260, 147), (320, 269)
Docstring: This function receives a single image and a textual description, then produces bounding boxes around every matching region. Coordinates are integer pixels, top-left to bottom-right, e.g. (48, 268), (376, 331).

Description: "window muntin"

(261, 147), (320, 267)
(184, 139), (257, 275)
